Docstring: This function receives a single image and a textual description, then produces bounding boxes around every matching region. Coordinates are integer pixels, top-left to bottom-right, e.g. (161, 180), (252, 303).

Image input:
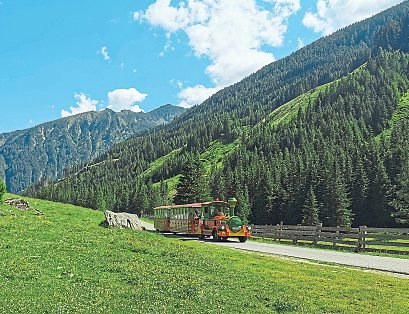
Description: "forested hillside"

(30, 2), (409, 227)
(0, 105), (185, 193)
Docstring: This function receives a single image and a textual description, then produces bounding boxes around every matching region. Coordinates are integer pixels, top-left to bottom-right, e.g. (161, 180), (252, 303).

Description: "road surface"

(141, 221), (409, 275)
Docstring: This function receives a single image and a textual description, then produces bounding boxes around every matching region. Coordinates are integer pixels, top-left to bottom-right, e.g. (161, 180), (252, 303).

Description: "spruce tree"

(0, 180), (5, 200)
(392, 160), (409, 225)
(334, 175), (352, 228)
(302, 186), (320, 226)
(174, 155), (207, 204)
(97, 191), (107, 211)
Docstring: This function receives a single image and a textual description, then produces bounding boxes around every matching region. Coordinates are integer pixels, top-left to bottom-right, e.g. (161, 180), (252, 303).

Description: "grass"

(2, 194), (409, 313)
(376, 90), (409, 140)
(153, 140), (238, 197)
(141, 148), (182, 178)
(261, 82), (332, 129)
(139, 216), (154, 224)
(200, 139), (239, 173)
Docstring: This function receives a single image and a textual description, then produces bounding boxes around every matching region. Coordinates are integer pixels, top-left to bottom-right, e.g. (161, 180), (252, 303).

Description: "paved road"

(142, 221), (409, 275)
(211, 240), (409, 275)
(140, 220), (156, 231)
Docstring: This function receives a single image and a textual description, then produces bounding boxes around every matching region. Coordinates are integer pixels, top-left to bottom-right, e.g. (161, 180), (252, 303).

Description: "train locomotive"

(154, 198), (251, 242)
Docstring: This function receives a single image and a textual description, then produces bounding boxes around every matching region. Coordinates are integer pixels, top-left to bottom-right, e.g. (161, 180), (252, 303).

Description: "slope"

(1, 195), (409, 313)
(218, 50), (409, 227)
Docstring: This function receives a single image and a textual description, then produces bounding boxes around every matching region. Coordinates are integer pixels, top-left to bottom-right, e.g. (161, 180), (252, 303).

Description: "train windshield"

(211, 204), (230, 217)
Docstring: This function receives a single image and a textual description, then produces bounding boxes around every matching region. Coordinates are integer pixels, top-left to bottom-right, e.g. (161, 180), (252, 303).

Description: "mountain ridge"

(0, 104), (186, 193)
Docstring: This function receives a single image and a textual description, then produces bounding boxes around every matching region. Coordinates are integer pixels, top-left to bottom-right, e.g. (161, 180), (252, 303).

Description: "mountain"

(0, 105), (186, 193)
(30, 2), (409, 227)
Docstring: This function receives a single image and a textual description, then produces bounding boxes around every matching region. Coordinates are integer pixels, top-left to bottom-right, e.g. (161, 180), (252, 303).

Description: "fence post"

(358, 225), (368, 251)
(271, 224), (276, 241)
(279, 221), (283, 242)
(314, 223), (322, 247)
(358, 226), (363, 251)
(333, 226), (340, 248)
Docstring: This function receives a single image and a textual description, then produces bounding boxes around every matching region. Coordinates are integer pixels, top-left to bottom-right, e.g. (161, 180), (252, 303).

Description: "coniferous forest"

(28, 2), (409, 228)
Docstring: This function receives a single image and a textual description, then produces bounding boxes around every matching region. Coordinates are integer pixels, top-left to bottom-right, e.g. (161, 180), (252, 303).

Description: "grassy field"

(1, 194), (409, 313)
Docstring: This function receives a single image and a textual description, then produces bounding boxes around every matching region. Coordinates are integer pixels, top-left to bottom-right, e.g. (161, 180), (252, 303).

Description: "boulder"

(5, 198), (31, 211)
(104, 211), (144, 231)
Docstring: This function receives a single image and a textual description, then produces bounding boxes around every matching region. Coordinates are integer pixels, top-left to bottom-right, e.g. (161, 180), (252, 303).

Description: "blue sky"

(0, 0), (403, 133)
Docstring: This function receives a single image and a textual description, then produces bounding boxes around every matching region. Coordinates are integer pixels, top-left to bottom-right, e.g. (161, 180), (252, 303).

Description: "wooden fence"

(251, 223), (409, 254)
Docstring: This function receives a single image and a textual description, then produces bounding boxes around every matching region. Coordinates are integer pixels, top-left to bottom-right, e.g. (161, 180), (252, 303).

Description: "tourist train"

(154, 198), (251, 242)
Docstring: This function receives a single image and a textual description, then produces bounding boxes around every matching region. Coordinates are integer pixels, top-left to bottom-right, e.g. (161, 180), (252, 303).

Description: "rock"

(5, 198), (31, 211)
(104, 211), (144, 231)
(4, 198), (44, 216)
(33, 208), (44, 216)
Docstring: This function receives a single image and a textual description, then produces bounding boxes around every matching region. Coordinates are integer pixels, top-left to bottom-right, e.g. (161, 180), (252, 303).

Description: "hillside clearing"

(1, 195), (409, 313)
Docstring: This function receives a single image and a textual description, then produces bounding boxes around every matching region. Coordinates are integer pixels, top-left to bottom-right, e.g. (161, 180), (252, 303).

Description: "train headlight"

(247, 226), (252, 231)
(218, 226), (226, 231)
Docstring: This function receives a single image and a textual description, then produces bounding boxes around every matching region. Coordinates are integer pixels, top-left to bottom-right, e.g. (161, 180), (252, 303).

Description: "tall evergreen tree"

(174, 155), (207, 204)
(302, 186), (320, 226)
(0, 180), (5, 200)
(97, 191), (107, 211)
(392, 159), (409, 225)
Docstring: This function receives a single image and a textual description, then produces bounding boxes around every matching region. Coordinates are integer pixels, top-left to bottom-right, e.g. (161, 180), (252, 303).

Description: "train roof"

(154, 200), (228, 210)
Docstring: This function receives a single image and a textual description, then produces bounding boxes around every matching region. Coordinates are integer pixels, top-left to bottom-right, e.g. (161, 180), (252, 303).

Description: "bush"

(0, 180), (6, 200)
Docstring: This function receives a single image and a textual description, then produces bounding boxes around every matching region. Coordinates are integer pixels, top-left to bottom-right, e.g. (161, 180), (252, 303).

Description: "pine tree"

(334, 177), (352, 228)
(302, 186), (320, 226)
(321, 163), (352, 227)
(0, 180), (6, 200)
(97, 191), (107, 211)
(392, 159), (409, 225)
(174, 155), (207, 204)
(236, 184), (251, 223)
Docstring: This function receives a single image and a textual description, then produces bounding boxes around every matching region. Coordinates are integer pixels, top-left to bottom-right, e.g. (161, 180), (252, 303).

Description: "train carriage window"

(204, 206), (209, 219)
(210, 206), (215, 217)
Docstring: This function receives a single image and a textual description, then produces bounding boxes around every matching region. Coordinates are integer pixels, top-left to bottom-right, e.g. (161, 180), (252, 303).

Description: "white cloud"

(107, 88), (147, 112)
(132, 11), (141, 21)
(303, 0), (403, 35)
(61, 93), (98, 118)
(297, 37), (305, 49)
(178, 85), (221, 108)
(99, 46), (111, 61)
(137, 0), (300, 107)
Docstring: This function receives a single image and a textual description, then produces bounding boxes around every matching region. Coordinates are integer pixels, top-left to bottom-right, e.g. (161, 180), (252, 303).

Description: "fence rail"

(251, 223), (409, 254)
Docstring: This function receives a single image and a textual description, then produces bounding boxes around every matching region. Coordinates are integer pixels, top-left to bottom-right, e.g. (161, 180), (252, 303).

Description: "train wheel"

(199, 234), (205, 240)
(212, 230), (219, 242)
(221, 237), (228, 242)
(239, 237), (247, 243)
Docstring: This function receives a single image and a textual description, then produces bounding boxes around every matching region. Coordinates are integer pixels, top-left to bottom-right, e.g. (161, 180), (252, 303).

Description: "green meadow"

(1, 194), (408, 313)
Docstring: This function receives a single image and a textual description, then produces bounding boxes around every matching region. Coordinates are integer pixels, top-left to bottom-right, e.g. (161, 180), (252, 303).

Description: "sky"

(0, 0), (404, 133)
